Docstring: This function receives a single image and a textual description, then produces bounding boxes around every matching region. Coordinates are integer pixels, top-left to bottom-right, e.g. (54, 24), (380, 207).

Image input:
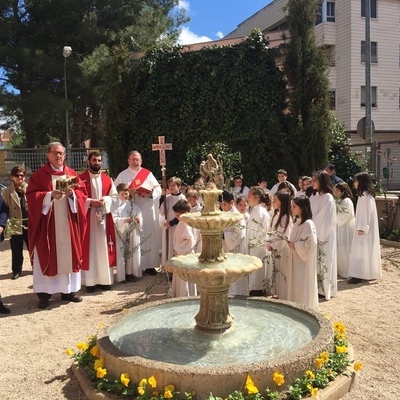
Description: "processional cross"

(152, 136), (173, 249)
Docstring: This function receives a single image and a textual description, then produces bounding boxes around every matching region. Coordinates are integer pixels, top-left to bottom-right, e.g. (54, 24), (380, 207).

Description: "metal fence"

(349, 140), (400, 190)
(0, 148), (109, 185)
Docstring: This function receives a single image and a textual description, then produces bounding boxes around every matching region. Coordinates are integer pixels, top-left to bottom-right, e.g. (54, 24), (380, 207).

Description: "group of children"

(112, 169), (381, 313)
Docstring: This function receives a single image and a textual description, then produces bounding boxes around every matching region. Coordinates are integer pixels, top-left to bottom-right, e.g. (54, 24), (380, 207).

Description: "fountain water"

(98, 156), (334, 398)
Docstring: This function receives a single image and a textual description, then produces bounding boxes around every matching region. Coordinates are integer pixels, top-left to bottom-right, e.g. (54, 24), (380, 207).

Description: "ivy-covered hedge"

(105, 31), (289, 184)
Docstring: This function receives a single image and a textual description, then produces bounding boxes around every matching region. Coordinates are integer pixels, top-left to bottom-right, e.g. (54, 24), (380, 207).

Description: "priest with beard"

(79, 151), (118, 292)
(26, 142), (87, 309)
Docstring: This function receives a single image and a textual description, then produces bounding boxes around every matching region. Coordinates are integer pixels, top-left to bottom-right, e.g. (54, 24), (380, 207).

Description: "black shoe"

(126, 274), (138, 282)
(348, 277), (362, 284)
(0, 302), (11, 314)
(86, 286), (96, 293)
(61, 293), (83, 302)
(249, 290), (266, 296)
(318, 293), (326, 299)
(38, 299), (49, 309)
(97, 285), (112, 291)
(12, 273), (21, 280)
(145, 268), (158, 275)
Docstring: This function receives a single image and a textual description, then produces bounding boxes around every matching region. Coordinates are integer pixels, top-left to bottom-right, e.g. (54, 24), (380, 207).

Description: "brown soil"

(0, 241), (399, 400)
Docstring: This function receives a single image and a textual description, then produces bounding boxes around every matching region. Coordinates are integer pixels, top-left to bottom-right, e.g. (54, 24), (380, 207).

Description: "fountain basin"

(98, 297), (333, 399)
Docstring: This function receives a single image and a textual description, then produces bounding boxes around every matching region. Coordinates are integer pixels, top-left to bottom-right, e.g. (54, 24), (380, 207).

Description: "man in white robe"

(114, 151), (162, 273)
(80, 152), (118, 292)
(26, 142), (87, 309)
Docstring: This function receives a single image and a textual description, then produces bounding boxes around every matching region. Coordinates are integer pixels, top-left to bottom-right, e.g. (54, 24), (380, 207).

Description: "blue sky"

(176, 0), (273, 44)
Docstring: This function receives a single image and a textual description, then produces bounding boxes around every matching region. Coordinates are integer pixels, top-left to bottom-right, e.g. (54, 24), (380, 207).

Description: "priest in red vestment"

(26, 142), (87, 309)
(79, 151), (117, 292)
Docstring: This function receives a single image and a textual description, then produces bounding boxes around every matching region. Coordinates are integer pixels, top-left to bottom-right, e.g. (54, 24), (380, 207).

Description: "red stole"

(128, 168), (151, 190)
(26, 163), (87, 277)
(79, 170), (117, 269)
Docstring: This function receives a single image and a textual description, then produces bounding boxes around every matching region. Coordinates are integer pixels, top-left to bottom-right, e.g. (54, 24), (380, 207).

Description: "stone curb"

(71, 345), (357, 400)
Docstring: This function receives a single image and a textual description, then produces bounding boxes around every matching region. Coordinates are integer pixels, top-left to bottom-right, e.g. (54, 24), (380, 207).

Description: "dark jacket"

(0, 195), (9, 242)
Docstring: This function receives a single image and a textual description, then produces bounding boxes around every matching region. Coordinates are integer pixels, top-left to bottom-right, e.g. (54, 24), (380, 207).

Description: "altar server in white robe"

(309, 170), (337, 300)
(267, 191), (293, 300)
(171, 200), (197, 297)
(113, 183), (143, 282)
(159, 176), (186, 265)
(114, 151), (162, 274)
(334, 182), (355, 278)
(220, 190), (247, 296)
(246, 186), (271, 296)
(288, 197), (319, 311)
(348, 172), (381, 284)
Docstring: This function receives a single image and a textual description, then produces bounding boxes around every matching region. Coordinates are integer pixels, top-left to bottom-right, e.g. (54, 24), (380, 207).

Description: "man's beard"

(90, 164), (101, 173)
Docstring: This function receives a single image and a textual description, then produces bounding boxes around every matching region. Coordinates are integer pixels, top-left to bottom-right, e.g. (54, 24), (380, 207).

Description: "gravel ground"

(0, 240), (399, 400)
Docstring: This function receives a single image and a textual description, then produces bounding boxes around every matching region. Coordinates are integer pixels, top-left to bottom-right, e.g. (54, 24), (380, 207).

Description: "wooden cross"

(152, 136), (172, 167)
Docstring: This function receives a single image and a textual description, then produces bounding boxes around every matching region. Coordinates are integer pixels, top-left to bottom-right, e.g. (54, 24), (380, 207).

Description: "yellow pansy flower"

(320, 351), (330, 362)
(96, 367), (107, 379)
(315, 358), (324, 369)
(335, 345), (347, 354)
(306, 370), (315, 379)
(139, 378), (147, 387)
(333, 321), (346, 335)
(90, 345), (100, 358)
(138, 386), (145, 396)
(120, 373), (130, 387)
(311, 387), (319, 398)
(272, 372), (285, 386)
(354, 362), (363, 372)
(164, 389), (173, 398)
(245, 375), (259, 394)
(165, 385), (175, 392)
(65, 348), (74, 356)
(307, 383), (313, 392)
(148, 375), (157, 388)
(77, 342), (89, 351)
(94, 357), (104, 370)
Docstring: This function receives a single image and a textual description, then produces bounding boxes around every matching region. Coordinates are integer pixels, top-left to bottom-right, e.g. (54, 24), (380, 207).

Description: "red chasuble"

(26, 163), (87, 277)
(79, 170), (117, 269)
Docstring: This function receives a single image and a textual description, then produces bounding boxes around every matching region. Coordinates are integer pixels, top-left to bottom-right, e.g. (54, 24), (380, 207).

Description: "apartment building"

(225, 0), (400, 145)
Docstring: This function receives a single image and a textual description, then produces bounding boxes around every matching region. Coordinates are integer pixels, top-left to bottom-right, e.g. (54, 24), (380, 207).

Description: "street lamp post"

(63, 46), (72, 149)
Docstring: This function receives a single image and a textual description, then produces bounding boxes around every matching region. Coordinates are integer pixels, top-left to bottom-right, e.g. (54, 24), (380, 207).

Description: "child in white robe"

(334, 182), (355, 278)
(159, 176), (186, 265)
(185, 189), (202, 253)
(267, 191), (293, 300)
(221, 190), (247, 296)
(348, 172), (381, 284)
(171, 199), (197, 297)
(113, 183), (142, 283)
(246, 186), (271, 296)
(288, 197), (319, 311)
(309, 170), (337, 300)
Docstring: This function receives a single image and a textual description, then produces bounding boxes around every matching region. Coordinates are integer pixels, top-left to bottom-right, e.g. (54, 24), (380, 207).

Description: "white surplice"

(268, 213), (293, 300)
(336, 197), (355, 278)
(114, 167), (162, 270)
(310, 192), (337, 300)
(348, 193), (382, 280)
(113, 199), (143, 282)
(287, 219), (319, 311)
(246, 204), (270, 292)
(82, 173), (118, 287)
(171, 220), (197, 297)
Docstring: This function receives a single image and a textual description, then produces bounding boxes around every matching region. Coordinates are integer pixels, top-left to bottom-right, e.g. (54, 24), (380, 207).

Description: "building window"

(327, 1), (335, 22)
(361, 41), (377, 63)
(361, 0), (377, 18)
(329, 90), (336, 110)
(361, 86), (377, 107)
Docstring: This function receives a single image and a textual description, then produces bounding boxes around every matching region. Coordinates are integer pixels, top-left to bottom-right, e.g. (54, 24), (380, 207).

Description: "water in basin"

(109, 298), (319, 367)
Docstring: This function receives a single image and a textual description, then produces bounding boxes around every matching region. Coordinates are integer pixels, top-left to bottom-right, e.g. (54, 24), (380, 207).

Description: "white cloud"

(178, 26), (213, 45)
(216, 31), (224, 39)
(177, 0), (190, 11)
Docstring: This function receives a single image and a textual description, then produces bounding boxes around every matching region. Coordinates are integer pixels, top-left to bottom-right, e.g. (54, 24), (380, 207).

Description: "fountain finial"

(200, 153), (224, 189)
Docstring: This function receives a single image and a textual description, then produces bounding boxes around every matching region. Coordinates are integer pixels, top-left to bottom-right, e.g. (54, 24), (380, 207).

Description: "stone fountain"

(96, 155), (334, 398)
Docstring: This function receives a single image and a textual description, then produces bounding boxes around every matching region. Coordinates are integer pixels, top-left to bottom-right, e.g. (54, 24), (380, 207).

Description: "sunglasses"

(14, 174), (25, 177)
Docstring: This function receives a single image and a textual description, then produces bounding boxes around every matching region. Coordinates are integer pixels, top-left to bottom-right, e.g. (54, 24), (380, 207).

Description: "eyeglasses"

(50, 151), (65, 156)
(14, 174), (25, 177)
